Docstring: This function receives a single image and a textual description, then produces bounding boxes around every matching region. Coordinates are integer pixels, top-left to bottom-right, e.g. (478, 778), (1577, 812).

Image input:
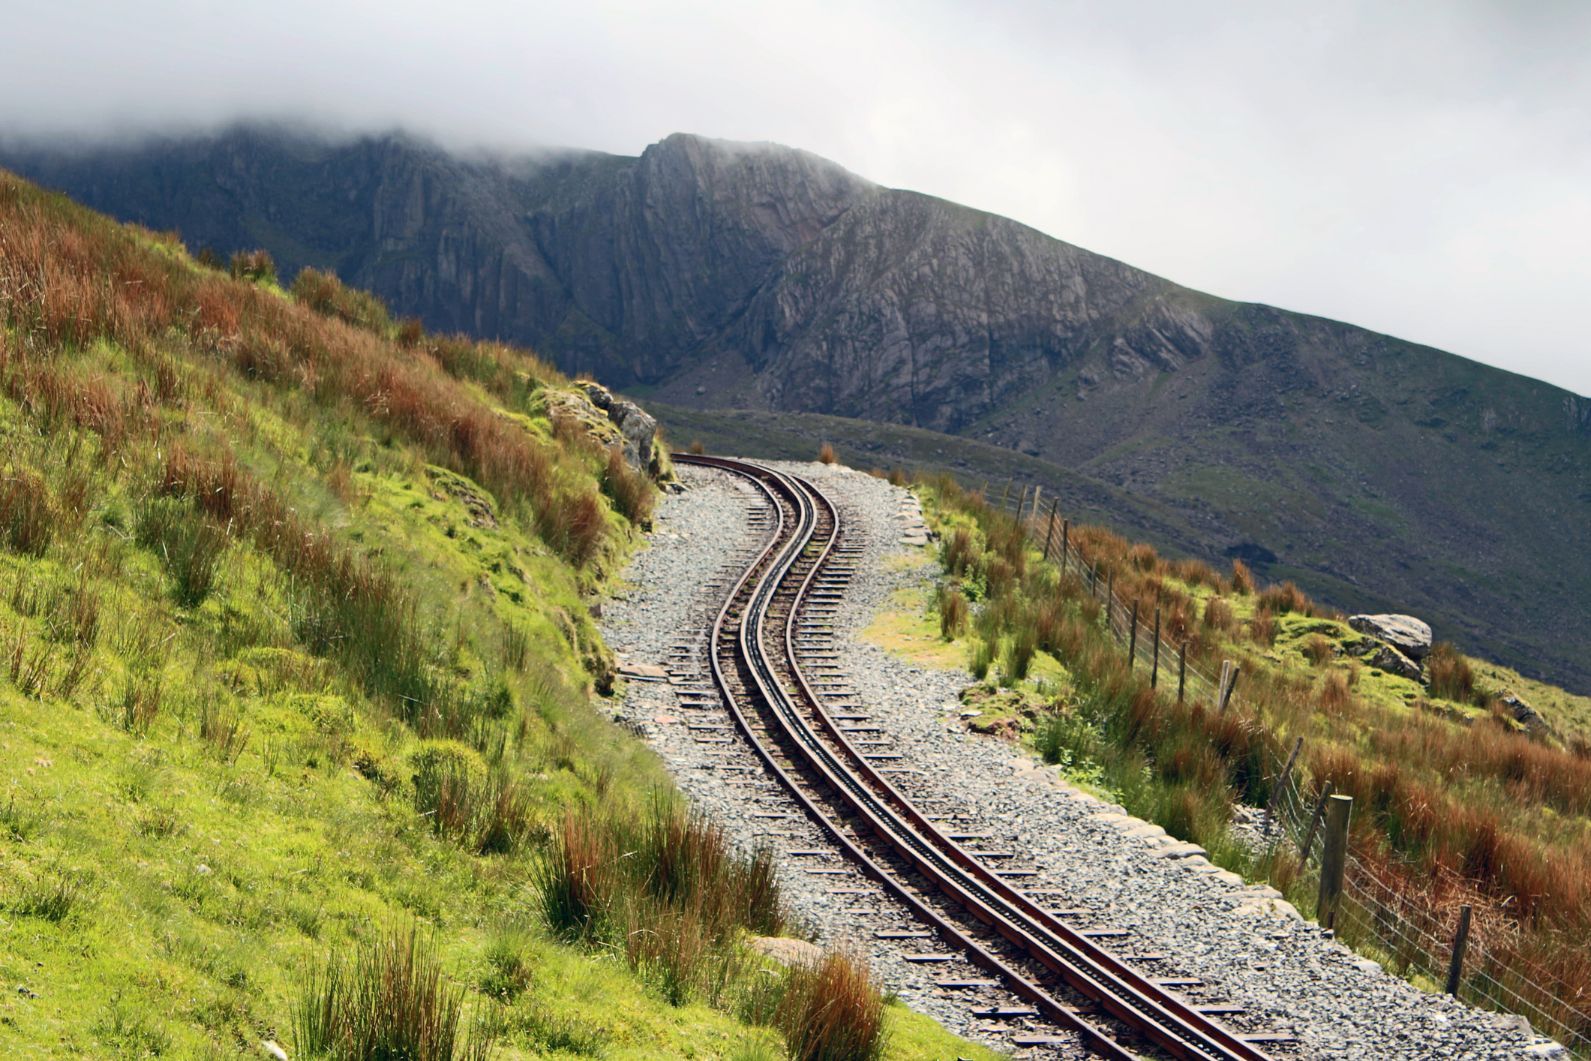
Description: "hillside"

(892, 472), (1591, 1046)
(5, 127), (1587, 693)
(0, 173), (984, 1058)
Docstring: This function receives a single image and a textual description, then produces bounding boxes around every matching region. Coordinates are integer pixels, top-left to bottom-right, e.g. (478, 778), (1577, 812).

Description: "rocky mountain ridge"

(4, 126), (1587, 690)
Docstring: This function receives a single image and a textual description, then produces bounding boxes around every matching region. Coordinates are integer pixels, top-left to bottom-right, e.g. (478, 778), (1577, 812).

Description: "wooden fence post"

(1299, 780), (1334, 860)
(999, 480), (1012, 511)
(1128, 602), (1138, 669)
(1177, 643), (1187, 703)
(1445, 904), (1473, 997)
(1317, 794), (1353, 932)
(1106, 571), (1114, 619)
(1151, 607), (1161, 689)
(1030, 485), (1042, 528)
(1043, 498), (1058, 558)
(1016, 483), (1031, 523)
(1061, 520), (1070, 571)
(1216, 660), (1239, 712)
(1263, 737), (1304, 837)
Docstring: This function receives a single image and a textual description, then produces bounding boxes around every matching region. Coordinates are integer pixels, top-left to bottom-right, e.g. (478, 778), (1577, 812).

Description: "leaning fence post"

(1128, 602), (1139, 669)
(1043, 499), (1058, 558)
(1030, 485), (1042, 528)
(1177, 643), (1187, 703)
(1061, 520), (1070, 571)
(1016, 483), (1031, 523)
(999, 480), (1012, 510)
(1299, 780), (1334, 860)
(1216, 660), (1239, 712)
(1317, 794), (1353, 931)
(1263, 737), (1304, 837)
(1151, 607), (1161, 689)
(1445, 904), (1473, 996)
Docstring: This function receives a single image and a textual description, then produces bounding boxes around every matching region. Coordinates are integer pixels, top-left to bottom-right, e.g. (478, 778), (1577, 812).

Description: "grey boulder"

(1349, 614), (1433, 661)
(580, 382), (659, 474)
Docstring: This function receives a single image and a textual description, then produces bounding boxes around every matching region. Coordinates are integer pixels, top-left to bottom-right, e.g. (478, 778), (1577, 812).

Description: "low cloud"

(2, 0), (1586, 394)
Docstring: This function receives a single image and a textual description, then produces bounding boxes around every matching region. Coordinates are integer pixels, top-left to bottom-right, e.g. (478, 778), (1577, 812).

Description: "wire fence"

(982, 483), (1591, 1055)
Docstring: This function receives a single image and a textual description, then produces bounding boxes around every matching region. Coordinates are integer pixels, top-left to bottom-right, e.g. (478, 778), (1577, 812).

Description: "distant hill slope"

(6, 127), (1588, 690)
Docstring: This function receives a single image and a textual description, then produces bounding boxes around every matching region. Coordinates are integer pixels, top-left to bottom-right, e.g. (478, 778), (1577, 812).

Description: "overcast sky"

(3, 0), (1587, 396)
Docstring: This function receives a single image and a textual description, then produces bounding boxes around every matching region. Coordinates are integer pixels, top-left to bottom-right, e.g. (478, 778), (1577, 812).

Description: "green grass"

(907, 470), (1591, 1049)
(0, 176), (996, 1058)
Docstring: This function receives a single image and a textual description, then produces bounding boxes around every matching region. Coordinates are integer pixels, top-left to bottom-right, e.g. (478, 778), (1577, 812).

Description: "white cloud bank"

(2, 0), (1587, 395)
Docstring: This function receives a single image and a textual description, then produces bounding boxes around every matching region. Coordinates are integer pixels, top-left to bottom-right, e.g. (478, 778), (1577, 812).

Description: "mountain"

(5, 126), (1588, 691)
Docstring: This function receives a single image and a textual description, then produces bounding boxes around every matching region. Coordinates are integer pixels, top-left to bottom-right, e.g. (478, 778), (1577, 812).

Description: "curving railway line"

(676, 453), (1287, 1061)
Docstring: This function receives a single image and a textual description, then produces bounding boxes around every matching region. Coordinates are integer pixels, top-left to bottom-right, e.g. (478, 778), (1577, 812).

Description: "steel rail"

(680, 454), (1135, 1057)
(677, 454), (1273, 1060)
(767, 469), (1275, 1061)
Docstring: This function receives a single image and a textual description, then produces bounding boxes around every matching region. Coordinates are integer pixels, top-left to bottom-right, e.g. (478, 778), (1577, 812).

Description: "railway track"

(675, 453), (1289, 1061)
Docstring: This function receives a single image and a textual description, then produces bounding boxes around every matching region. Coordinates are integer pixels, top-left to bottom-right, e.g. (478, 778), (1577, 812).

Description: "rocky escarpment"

(5, 127), (1589, 692)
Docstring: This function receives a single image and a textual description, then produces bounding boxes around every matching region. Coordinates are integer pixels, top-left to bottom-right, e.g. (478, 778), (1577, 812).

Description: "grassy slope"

(870, 472), (1591, 1042)
(0, 175), (989, 1059)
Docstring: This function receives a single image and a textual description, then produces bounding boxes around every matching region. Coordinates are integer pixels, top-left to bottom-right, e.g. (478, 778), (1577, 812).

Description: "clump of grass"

(293, 923), (491, 1061)
(136, 495), (228, 607)
(969, 638), (995, 681)
(688, 439), (706, 455)
(480, 927), (534, 1002)
(1258, 580), (1311, 615)
(1249, 608), (1276, 647)
(0, 468), (56, 556)
(937, 585), (968, 640)
(7, 869), (82, 922)
(774, 952), (886, 1061)
(1036, 709), (1094, 767)
(409, 742), (533, 855)
(1302, 633), (1334, 666)
(197, 698), (250, 763)
(474, 772), (535, 855)
(0, 792), (39, 842)
(817, 442), (837, 465)
(1004, 618), (1038, 682)
(537, 809), (618, 940)
(291, 267), (393, 333)
(118, 668), (164, 735)
(1319, 670), (1352, 714)
(396, 317), (425, 347)
(602, 444), (655, 527)
(5, 627), (51, 698)
(228, 248), (277, 284)
(940, 527), (978, 579)
(1230, 559), (1254, 594)
(1202, 597), (1236, 636)
(537, 800), (790, 1007)
(1427, 642), (1476, 703)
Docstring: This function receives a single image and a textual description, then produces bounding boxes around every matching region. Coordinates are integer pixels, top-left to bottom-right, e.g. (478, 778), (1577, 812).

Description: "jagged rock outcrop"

(1500, 692), (1552, 737)
(1349, 614), (1434, 662)
(6, 126), (1589, 693)
(578, 382), (659, 474)
(1359, 643), (1425, 683)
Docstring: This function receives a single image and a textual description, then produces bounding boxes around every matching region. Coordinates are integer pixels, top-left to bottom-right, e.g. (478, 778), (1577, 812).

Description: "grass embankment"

(882, 471), (1591, 1040)
(0, 173), (987, 1059)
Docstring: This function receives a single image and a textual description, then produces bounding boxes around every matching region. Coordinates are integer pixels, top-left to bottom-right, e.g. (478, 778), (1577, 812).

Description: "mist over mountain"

(6, 126), (1588, 690)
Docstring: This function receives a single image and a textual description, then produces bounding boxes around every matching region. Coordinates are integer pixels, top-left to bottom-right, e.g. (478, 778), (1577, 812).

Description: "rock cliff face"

(5, 127), (1589, 690)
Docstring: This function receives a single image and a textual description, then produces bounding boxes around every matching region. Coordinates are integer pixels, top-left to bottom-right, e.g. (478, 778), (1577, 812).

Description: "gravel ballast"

(600, 461), (1561, 1060)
